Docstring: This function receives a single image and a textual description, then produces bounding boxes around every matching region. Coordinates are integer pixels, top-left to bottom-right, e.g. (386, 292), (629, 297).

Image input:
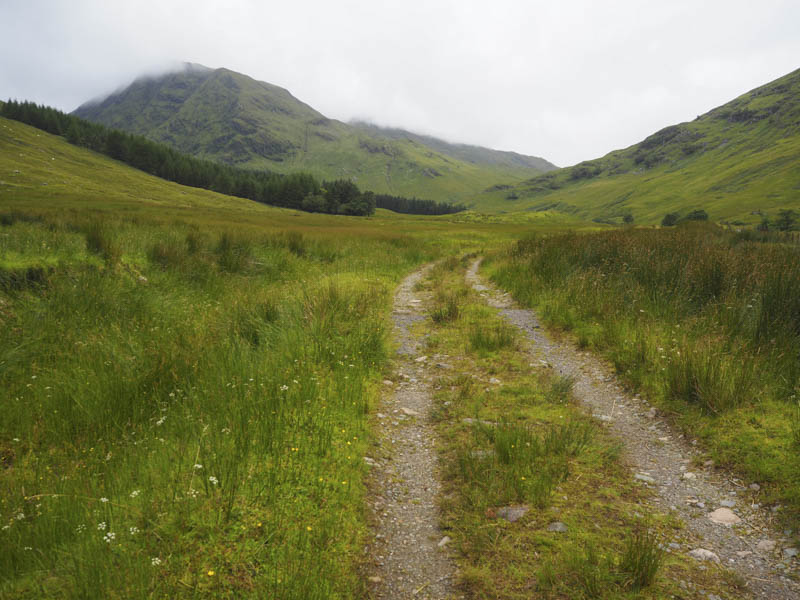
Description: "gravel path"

(366, 265), (459, 599)
(466, 258), (799, 599)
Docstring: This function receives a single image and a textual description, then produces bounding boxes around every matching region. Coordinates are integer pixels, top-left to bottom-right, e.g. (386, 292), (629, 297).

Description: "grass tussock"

(620, 525), (665, 591)
(469, 322), (516, 353)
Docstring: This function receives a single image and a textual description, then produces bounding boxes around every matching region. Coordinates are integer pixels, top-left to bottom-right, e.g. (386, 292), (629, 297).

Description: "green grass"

(425, 258), (736, 599)
(488, 223), (800, 528)
(0, 116), (574, 598)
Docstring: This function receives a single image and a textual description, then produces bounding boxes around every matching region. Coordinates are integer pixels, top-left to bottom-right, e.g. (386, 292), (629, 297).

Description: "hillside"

(73, 64), (556, 202)
(475, 67), (800, 223)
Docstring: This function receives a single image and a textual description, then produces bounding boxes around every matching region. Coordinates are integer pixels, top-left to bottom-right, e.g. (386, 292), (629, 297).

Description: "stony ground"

(466, 257), (799, 599)
(366, 265), (460, 599)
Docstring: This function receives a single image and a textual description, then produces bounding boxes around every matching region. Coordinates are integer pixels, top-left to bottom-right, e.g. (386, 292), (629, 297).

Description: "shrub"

(679, 209), (709, 222)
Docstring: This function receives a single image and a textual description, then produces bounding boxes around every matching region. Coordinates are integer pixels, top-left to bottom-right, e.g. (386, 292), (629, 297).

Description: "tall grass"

(455, 419), (593, 509)
(490, 222), (800, 522)
(0, 211), (434, 598)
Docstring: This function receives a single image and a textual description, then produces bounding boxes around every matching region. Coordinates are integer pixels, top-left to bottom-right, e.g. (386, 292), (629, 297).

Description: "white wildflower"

(103, 531), (116, 543)
(280, 384), (289, 391)
(129, 526), (139, 535)
(208, 476), (218, 485)
(151, 557), (162, 566)
(75, 524), (86, 533)
(14, 512), (25, 521)
(193, 464), (203, 470)
(97, 522), (106, 531)
(99, 497), (109, 503)
(129, 489), (140, 498)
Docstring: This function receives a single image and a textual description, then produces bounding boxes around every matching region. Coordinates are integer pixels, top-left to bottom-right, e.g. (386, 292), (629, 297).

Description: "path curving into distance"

(366, 264), (459, 599)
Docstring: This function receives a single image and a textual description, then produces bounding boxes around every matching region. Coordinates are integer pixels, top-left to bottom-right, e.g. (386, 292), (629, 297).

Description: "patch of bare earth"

(366, 265), (460, 599)
(466, 257), (799, 599)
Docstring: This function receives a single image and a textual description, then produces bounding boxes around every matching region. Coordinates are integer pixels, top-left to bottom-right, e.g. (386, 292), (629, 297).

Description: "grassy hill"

(73, 64), (556, 203)
(474, 67), (800, 223)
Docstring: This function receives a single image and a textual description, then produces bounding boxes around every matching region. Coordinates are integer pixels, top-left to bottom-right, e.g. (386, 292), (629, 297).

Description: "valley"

(1, 62), (799, 599)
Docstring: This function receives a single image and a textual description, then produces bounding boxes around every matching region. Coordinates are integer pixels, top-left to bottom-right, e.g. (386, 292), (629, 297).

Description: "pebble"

(438, 536), (451, 547)
(489, 377), (501, 385)
(720, 499), (736, 508)
(689, 548), (720, 562)
(497, 505), (529, 523)
(414, 355), (428, 363)
(382, 380), (394, 386)
(682, 472), (697, 480)
(634, 473), (655, 484)
(784, 548), (799, 559)
(757, 540), (776, 552)
(749, 483), (761, 491)
(400, 407), (420, 417)
(707, 507), (741, 525)
(547, 521), (568, 533)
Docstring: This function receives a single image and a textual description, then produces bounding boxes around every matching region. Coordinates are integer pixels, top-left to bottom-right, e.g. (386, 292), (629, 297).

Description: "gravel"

(366, 265), (459, 599)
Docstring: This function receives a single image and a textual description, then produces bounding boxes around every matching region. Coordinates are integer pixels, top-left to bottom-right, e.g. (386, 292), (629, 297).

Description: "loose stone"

(689, 548), (721, 562)
(707, 507), (741, 525)
(497, 505), (529, 523)
(757, 540), (776, 552)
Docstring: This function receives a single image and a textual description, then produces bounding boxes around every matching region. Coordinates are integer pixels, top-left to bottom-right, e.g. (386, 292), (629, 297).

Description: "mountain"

(474, 67), (800, 223)
(73, 64), (556, 202)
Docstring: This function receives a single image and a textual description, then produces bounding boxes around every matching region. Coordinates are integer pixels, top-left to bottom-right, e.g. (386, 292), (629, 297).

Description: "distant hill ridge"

(473, 66), (800, 223)
(73, 63), (556, 202)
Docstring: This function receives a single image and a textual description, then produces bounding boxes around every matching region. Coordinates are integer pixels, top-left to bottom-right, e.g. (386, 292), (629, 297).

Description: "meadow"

(4, 112), (797, 598)
(487, 224), (800, 525)
(0, 116), (554, 598)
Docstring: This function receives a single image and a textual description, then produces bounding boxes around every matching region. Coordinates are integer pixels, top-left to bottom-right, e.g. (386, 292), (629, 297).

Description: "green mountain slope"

(73, 64), (556, 202)
(475, 67), (800, 223)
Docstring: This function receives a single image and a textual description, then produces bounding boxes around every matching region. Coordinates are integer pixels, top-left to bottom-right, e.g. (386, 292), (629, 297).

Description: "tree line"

(373, 194), (466, 215)
(2, 100), (474, 217)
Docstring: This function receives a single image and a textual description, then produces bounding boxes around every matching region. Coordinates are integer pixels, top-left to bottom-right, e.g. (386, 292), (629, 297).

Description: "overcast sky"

(1, 0), (799, 166)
